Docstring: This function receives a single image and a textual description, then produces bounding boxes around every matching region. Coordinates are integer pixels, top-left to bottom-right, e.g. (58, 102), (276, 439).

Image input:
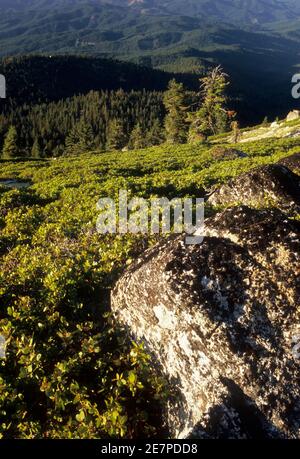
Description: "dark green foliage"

(0, 89), (166, 157)
(128, 124), (147, 150)
(65, 120), (95, 156)
(145, 119), (165, 146)
(0, 55), (195, 107)
(31, 138), (43, 159)
(2, 126), (19, 159)
(188, 66), (231, 140)
(163, 79), (189, 144)
(0, 71), (231, 156)
(106, 119), (128, 151)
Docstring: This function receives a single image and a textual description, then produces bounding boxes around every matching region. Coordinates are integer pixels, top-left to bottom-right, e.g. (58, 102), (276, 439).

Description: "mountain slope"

(0, 0), (300, 124)
(1, 0), (300, 24)
(126, 0), (300, 25)
(0, 55), (196, 105)
(1, 1), (299, 61)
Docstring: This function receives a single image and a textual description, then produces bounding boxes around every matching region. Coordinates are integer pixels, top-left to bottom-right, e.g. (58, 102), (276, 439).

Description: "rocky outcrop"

(233, 120), (300, 144)
(286, 110), (300, 122)
(208, 164), (300, 212)
(111, 206), (300, 439)
(278, 153), (300, 173)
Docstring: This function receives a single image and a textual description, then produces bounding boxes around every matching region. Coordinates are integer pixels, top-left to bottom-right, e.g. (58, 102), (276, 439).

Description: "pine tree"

(146, 119), (164, 146)
(188, 66), (231, 141)
(128, 124), (146, 150)
(163, 79), (189, 144)
(2, 126), (19, 159)
(106, 119), (127, 151)
(65, 120), (94, 156)
(31, 137), (42, 159)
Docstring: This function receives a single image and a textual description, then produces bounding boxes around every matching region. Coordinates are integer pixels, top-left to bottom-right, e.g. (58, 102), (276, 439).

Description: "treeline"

(0, 66), (236, 158)
(0, 89), (167, 157)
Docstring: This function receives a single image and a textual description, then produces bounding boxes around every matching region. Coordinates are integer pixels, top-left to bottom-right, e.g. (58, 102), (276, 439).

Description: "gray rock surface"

(286, 110), (300, 121)
(111, 206), (300, 439)
(208, 164), (300, 212)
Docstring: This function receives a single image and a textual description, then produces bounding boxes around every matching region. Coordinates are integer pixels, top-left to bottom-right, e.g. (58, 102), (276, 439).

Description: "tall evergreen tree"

(128, 124), (146, 150)
(146, 119), (164, 146)
(188, 66), (231, 141)
(65, 120), (94, 156)
(31, 137), (42, 158)
(106, 119), (127, 151)
(2, 126), (19, 159)
(163, 79), (189, 144)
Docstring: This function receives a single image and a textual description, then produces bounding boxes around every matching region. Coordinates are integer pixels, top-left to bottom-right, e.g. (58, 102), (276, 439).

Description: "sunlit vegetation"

(0, 132), (299, 438)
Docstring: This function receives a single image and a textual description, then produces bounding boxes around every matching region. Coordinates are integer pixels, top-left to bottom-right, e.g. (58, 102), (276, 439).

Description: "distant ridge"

(0, 54), (197, 105)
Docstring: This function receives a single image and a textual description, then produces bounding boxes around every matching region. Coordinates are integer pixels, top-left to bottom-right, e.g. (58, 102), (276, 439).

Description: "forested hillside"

(1, 51), (297, 142)
(1, 1), (299, 124)
(0, 55), (196, 105)
(0, 89), (166, 156)
(0, 55), (201, 157)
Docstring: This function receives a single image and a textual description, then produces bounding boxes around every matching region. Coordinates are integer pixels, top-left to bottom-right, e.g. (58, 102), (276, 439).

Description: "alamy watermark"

(96, 190), (204, 245)
(291, 74), (300, 99)
(0, 74), (6, 99)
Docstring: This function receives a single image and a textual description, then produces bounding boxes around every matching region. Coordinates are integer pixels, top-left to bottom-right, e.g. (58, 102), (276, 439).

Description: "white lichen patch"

(112, 205), (300, 439)
(153, 304), (178, 330)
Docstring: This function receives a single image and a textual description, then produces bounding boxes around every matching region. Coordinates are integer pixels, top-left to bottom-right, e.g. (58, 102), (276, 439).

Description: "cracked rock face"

(208, 165), (300, 212)
(111, 206), (300, 439)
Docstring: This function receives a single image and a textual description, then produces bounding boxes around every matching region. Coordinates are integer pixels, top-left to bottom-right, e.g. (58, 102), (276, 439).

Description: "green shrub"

(0, 134), (299, 438)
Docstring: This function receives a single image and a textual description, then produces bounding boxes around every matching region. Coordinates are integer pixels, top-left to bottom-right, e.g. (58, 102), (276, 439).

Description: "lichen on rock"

(111, 206), (300, 439)
(208, 164), (300, 213)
